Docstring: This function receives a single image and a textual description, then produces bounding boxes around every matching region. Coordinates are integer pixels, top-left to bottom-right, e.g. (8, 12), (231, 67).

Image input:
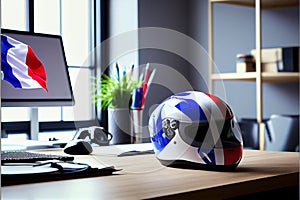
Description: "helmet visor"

(178, 118), (242, 149)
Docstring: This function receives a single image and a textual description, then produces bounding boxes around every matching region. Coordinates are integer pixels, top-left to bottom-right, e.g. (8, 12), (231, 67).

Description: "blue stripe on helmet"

(198, 148), (216, 165)
(151, 103), (171, 152)
(172, 91), (191, 97)
(175, 99), (207, 121)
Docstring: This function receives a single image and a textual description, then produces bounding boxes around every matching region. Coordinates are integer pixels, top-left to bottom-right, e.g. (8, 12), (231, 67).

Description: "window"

(1, 0), (28, 31)
(1, 0), (95, 125)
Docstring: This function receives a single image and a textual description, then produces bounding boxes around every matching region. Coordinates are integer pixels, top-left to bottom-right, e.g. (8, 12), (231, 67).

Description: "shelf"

(210, 0), (298, 9)
(209, 0), (299, 150)
(211, 72), (300, 82)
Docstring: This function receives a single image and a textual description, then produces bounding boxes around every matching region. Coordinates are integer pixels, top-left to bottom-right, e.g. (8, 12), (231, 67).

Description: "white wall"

(108, 0), (138, 76)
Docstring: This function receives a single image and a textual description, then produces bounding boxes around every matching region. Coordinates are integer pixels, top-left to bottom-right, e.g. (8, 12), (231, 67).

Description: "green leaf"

(91, 69), (142, 109)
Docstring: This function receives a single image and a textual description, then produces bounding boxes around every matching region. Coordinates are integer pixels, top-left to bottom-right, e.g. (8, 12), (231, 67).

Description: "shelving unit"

(210, 0), (299, 9)
(211, 72), (300, 82)
(208, 0), (300, 150)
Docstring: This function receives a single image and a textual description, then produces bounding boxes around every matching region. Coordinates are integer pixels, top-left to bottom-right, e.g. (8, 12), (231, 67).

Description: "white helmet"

(149, 91), (243, 170)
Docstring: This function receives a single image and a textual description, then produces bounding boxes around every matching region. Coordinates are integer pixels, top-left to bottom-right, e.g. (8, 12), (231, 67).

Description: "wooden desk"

(2, 145), (299, 200)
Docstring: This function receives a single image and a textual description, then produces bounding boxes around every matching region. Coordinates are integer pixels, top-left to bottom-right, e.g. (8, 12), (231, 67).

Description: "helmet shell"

(149, 91), (243, 170)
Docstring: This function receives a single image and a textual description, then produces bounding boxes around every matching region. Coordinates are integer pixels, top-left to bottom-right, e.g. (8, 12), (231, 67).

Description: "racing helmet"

(149, 91), (243, 170)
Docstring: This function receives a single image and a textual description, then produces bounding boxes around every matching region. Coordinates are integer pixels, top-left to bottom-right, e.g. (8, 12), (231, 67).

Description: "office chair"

(265, 115), (299, 152)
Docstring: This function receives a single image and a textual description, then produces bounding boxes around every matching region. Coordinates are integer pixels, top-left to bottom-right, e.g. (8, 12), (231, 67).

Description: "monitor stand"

(30, 107), (39, 140)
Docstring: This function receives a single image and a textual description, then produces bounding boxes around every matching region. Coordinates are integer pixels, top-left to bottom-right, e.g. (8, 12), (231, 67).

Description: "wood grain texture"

(2, 146), (299, 200)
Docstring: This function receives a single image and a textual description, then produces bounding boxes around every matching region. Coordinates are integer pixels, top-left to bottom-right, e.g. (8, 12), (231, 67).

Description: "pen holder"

(108, 108), (133, 144)
(131, 109), (143, 144)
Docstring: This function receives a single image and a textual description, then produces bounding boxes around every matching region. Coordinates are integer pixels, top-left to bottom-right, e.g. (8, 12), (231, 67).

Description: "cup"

(131, 109), (143, 144)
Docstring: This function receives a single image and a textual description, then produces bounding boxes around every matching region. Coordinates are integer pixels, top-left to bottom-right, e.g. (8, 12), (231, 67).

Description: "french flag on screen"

(1, 34), (48, 92)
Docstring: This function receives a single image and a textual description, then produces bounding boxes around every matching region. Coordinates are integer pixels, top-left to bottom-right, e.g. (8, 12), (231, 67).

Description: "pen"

(130, 64), (134, 78)
(123, 68), (126, 77)
(115, 63), (120, 81)
(131, 87), (143, 109)
(139, 73), (144, 84)
(117, 149), (154, 157)
(143, 63), (150, 89)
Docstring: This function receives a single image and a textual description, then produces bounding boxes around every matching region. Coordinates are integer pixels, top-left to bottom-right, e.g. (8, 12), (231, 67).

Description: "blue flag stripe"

(1, 35), (22, 88)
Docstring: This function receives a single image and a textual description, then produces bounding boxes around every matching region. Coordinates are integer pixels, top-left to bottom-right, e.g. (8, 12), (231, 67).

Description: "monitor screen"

(1, 29), (74, 107)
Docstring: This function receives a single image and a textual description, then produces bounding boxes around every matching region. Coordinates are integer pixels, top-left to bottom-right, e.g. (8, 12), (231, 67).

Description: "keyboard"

(1, 151), (74, 164)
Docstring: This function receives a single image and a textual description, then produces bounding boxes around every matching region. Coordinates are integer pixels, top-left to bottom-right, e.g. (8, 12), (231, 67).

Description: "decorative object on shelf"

(236, 54), (255, 73)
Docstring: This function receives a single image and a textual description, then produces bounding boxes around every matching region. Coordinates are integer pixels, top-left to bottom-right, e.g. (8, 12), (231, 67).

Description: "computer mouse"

(63, 140), (93, 155)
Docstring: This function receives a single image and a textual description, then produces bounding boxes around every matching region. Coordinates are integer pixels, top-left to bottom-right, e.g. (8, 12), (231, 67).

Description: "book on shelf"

(236, 62), (285, 73)
(250, 47), (299, 72)
(261, 62), (279, 73)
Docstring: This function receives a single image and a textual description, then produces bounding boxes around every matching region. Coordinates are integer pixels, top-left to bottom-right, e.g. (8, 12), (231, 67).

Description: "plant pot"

(108, 108), (133, 144)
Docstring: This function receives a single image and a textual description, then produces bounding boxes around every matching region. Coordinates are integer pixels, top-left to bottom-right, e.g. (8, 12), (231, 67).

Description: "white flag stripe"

(6, 36), (42, 89)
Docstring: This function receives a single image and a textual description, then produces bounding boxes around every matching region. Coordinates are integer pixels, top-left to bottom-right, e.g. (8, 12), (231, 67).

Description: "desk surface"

(2, 144), (299, 200)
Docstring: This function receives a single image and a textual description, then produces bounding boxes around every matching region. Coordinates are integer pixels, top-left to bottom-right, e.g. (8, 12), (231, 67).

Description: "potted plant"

(94, 73), (140, 109)
(93, 65), (141, 144)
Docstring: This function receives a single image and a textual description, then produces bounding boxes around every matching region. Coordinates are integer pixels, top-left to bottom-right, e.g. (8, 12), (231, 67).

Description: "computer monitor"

(1, 29), (75, 140)
(1, 29), (74, 107)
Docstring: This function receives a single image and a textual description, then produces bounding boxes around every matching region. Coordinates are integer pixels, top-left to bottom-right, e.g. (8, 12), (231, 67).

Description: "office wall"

(138, 0), (212, 136)
(138, 0), (194, 140)
(108, 0), (138, 69)
(138, 0), (191, 98)
(139, 0), (299, 123)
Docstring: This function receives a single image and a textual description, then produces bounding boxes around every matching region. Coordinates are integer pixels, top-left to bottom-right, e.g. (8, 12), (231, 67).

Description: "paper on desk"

(1, 164), (59, 175)
(1, 139), (52, 151)
(1, 138), (70, 151)
(116, 143), (153, 152)
(98, 143), (154, 156)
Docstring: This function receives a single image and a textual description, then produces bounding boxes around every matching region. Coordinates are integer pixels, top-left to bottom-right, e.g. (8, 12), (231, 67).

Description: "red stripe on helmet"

(223, 146), (243, 165)
(204, 93), (233, 119)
